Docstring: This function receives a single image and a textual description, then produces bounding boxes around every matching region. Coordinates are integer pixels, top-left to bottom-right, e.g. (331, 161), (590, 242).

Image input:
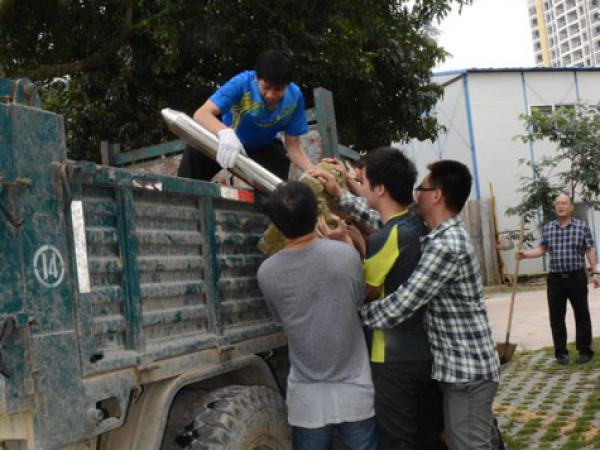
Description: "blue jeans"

(293, 416), (381, 450)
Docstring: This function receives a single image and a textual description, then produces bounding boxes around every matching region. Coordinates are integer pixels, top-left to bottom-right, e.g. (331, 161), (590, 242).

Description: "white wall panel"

(406, 69), (600, 278)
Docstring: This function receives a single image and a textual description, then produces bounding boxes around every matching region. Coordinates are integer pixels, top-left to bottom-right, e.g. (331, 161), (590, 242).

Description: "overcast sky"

(435, 0), (535, 72)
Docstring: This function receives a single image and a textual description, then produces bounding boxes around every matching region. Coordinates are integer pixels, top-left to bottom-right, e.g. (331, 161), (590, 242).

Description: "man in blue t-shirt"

(178, 49), (313, 181)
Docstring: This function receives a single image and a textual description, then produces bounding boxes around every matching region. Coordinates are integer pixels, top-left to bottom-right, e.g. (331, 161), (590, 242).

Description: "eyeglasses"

(414, 185), (436, 192)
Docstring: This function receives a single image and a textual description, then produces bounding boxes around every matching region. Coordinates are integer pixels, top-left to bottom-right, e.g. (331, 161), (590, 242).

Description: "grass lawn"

(495, 337), (600, 449)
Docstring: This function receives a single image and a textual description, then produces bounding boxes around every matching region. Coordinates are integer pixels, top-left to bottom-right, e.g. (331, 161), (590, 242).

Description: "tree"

(509, 104), (600, 221)
(505, 160), (561, 224)
(0, 0), (471, 161)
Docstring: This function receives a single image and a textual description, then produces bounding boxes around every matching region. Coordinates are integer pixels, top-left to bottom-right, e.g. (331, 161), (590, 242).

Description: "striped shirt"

(540, 218), (595, 273)
(359, 215), (501, 383)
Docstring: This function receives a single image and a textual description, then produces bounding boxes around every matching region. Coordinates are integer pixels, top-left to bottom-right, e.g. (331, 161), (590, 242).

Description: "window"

(531, 105), (554, 116)
(556, 104), (576, 113)
(567, 11), (577, 23)
(531, 105), (576, 117)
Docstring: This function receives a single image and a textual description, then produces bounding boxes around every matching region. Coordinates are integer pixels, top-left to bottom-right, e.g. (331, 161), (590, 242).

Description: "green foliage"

(0, 0), (471, 161)
(505, 159), (560, 224)
(509, 104), (600, 222)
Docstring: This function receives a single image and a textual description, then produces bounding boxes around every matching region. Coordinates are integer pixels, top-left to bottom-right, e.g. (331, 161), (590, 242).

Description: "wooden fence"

(461, 199), (502, 286)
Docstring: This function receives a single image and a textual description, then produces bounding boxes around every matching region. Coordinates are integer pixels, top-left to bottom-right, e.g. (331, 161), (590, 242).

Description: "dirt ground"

(486, 281), (600, 351)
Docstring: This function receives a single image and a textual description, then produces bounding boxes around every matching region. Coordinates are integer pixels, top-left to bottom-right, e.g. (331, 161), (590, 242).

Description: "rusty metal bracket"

(0, 175), (31, 229)
(0, 202), (23, 228)
(0, 316), (16, 378)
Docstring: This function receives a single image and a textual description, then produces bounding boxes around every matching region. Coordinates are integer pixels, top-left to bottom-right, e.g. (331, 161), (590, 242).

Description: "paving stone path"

(493, 339), (600, 449)
(485, 282), (600, 448)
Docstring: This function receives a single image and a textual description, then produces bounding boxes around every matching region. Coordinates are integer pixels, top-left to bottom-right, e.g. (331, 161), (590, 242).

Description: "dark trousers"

(371, 361), (446, 450)
(547, 270), (593, 358)
(177, 139), (290, 181)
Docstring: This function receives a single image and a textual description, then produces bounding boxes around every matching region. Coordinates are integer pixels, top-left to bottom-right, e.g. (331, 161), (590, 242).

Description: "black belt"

(549, 269), (585, 279)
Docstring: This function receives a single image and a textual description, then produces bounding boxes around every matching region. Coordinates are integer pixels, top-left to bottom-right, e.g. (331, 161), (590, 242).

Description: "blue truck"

(0, 77), (356, 450)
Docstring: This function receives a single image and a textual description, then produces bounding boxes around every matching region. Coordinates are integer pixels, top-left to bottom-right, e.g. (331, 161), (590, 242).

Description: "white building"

(529, 0), (600, 67)
(405, 67), (600, 275)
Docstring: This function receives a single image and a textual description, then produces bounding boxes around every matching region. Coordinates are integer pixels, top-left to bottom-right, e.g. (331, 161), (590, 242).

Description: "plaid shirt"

(339, 191), (383, 230)
(360, 216), (501, 383)
(541, 217), (595, 273)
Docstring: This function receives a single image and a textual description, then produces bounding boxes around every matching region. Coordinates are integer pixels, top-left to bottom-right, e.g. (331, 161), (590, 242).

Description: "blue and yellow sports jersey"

(363, 209), (431, 363)
(209, 70), (308, 150)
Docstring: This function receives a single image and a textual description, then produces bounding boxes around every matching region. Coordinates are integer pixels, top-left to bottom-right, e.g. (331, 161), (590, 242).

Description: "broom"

(496, 218), (525, 364)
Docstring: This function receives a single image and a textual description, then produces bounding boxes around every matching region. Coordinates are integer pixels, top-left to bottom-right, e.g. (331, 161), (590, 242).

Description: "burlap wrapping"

(257, 161), (347, 255)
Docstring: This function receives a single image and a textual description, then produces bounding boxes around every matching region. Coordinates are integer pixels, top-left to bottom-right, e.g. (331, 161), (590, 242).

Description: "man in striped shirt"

(517, 193), (599, 365)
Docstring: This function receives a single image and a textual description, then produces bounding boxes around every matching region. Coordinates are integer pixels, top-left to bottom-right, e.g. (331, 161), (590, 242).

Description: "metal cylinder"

(161, 108), (283, 193)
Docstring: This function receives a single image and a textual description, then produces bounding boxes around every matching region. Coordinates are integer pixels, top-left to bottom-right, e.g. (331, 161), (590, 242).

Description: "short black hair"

(427, 160), (472, 213)
(255, 48), (295, 87)
(365, 147), (417, 206)
(351, 154), (367, 170)
(265, 182), (318, 239)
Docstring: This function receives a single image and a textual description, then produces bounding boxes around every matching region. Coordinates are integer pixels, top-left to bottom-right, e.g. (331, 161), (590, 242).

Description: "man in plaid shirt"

(517, 193), (599, 365)
(312, 159), (501, 449)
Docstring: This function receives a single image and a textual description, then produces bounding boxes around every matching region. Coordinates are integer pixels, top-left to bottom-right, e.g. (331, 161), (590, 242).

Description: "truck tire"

(174, 385), (290, 450)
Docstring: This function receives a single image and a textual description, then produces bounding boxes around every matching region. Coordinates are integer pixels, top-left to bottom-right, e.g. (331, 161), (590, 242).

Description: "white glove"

(217, 128), (245, 169)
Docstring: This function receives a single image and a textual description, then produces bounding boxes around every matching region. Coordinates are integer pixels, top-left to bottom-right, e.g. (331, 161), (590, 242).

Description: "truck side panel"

(68, 166), (276, 376)
(1, 89), (283, 450)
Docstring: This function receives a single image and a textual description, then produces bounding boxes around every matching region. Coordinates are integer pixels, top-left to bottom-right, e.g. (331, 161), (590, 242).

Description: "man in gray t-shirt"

(257, 181), (380, 450)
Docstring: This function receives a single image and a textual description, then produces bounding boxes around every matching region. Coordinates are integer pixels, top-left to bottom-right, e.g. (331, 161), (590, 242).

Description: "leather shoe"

(556, 355), (569, 365)
(576, 353), (592, 364)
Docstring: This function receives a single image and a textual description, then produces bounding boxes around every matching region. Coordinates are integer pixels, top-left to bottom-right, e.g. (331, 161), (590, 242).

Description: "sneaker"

(556, 355), (569, 365)
(576, 353), (592, 364)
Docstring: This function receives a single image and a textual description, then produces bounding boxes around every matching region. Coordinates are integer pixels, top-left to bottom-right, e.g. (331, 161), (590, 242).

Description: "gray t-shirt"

(257, 239), (374, 428)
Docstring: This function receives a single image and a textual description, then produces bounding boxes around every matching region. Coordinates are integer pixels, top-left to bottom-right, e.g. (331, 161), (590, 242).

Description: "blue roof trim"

(432, 69), (468, 77)
(434, 67), (600, 77)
